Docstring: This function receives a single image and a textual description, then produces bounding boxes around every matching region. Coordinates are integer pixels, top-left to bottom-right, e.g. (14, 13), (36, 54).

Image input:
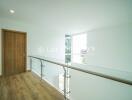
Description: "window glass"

(72, 33), (87, 64)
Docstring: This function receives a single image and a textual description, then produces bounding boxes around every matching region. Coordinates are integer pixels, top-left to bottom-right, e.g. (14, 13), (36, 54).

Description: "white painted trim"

(32, 70), (64, 95)
(42, 77), (64, 95)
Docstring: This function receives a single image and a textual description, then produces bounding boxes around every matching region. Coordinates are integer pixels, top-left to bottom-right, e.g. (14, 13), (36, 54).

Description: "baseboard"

(26, 70), (31, 72)
(43, 76), (64, 95)
(31, 71), (64, 95)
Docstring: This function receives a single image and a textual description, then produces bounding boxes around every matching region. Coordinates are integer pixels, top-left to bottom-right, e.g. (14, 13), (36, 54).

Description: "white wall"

(29, 27), (65, 88)
(0, 17), (30, 75)
(70, 24), (132, 100)
(71, 23), (132, 79)
(1, 19), (132, 100)
(0, 0), (132, 100)
(84, 24), (132, 72)
(0, 17), (65, 89)
(70, 69), (132, 100)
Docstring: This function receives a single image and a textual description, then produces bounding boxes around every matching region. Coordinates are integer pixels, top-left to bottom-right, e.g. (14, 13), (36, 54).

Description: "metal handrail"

(28, 56), (132, 86)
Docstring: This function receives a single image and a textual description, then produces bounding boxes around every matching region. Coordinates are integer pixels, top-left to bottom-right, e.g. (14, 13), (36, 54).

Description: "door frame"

(2, 29), (27, 76)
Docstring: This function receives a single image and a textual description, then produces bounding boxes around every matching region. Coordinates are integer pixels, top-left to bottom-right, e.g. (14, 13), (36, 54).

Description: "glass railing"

(28, 56), (132, 100)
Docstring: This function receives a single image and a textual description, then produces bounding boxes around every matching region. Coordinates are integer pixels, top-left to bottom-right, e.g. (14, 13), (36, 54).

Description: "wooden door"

(2, 29), (27, 76)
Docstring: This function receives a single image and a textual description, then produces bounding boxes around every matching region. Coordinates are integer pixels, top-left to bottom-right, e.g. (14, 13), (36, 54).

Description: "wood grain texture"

(15, 33), (26, 74)
(2, 29), (26, 76)
(0, 72), (64, 100)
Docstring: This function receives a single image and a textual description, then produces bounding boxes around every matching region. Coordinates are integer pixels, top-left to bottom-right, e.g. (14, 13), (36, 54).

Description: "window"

(72, 33), (87, 64)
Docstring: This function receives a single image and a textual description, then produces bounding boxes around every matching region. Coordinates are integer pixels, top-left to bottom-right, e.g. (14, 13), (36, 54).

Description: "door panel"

(4, 31), (15, 76)
(2, 29), (26, 76)
(15, 33), (26, 74)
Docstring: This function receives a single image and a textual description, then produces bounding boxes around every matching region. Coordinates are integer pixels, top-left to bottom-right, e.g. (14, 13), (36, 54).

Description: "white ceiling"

(0, 0), (132, 33)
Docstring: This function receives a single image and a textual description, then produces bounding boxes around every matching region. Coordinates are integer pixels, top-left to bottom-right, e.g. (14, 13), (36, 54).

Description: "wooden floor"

(0, 72), (64, 100)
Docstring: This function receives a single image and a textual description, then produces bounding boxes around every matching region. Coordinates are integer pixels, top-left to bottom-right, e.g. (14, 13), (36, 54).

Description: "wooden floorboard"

(0, 72), (64, 100)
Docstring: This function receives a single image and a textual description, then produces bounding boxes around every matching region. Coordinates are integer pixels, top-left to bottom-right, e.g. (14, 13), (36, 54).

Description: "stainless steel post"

(40, 60), (43, 80)
(30, 57), (32, 71)
(63, 66), (67, 100)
